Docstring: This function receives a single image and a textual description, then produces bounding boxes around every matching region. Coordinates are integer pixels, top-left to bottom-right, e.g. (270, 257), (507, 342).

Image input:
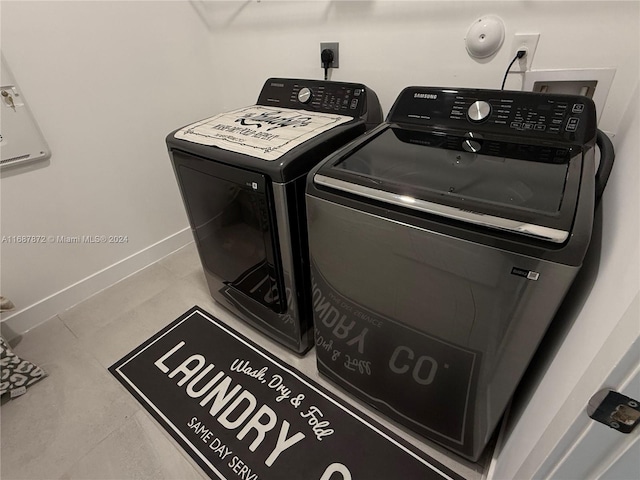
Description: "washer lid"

(314, 126), (585, 243)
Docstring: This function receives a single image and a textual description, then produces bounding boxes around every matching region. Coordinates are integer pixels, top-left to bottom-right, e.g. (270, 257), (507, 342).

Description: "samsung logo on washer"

(511, 267), (540, 281)
(414, 93), (437, 100)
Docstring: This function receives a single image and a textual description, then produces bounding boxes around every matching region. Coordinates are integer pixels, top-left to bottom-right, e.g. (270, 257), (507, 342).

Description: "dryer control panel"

(389, 87), (597, 144)
(257, 78), (374, 119)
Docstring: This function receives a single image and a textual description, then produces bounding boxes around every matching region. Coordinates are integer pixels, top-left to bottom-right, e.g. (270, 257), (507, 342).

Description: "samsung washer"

(305, 86), (611, 459)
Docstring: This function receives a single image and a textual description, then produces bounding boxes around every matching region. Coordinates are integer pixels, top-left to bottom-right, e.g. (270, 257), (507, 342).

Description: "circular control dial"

(462, 139), (482, 153)
(467, 100), (491, 122)
(298, 87), (312, 104)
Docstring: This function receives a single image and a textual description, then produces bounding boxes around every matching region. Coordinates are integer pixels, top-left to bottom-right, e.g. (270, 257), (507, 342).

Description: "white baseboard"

(0, 228), (193, 341)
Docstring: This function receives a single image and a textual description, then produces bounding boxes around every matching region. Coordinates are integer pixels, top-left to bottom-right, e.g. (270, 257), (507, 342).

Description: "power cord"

(501, 49), (527, 90)
(321, 49), (334, 81)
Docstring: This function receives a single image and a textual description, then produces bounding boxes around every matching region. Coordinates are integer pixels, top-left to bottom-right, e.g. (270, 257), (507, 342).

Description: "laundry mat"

(109, 306), (465, 480)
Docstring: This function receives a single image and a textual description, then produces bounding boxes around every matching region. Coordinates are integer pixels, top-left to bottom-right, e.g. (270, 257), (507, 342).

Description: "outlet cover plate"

(511, 33), (540, 72)
(320, 42), (339, 68)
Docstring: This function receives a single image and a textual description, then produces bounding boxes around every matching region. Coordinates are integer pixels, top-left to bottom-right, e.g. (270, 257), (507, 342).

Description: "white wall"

(1, 1), (220, 337)
(194, 0), (638, 134)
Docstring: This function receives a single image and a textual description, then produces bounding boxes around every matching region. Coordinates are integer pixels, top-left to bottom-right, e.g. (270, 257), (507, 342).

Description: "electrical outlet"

(320, 42), (339, 68)
(510, 33), (540, 72)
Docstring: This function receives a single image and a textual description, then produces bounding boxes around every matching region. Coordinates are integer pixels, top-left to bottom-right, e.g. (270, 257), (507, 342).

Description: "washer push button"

(566, 117), (580, 132)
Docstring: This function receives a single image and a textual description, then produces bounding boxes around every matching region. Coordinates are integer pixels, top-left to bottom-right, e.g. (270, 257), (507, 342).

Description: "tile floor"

(0, 243), (487, 480)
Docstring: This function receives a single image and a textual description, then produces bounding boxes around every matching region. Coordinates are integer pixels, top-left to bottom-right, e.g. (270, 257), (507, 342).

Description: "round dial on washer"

(467, 100), (491, 122)
(298, 87), (312, 104)
(462, 139), (482, 153)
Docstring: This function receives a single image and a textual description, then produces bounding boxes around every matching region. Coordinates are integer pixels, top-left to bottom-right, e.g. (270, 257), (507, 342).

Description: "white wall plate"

(523, 68), (616, 122)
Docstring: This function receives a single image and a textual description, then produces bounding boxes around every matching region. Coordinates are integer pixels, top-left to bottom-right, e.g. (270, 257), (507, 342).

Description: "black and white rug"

(109, 306), (465, 480)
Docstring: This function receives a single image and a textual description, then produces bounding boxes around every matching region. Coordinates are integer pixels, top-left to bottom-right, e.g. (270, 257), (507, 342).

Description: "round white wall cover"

(465, 15), (505, 59)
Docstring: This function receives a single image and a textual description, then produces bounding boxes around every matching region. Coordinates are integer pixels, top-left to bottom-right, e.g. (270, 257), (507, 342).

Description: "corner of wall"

(0, 228), (192, 341)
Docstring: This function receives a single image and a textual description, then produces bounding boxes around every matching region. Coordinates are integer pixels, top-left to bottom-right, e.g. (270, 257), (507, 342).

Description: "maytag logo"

(414, 93), (437, 100)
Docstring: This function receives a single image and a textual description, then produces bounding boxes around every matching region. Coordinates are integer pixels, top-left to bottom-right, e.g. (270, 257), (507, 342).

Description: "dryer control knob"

(468, 100), (491, 122)
(298, 87), (313, 104)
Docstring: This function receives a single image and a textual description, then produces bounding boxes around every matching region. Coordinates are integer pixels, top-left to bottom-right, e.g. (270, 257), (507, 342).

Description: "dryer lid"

(314, 125), (586, 243)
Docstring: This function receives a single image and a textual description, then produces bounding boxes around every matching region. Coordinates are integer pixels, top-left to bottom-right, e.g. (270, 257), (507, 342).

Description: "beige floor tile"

(0, 346), (140, 479)
(157, 241), (202, 279)
(8, 315), (78, 366)
(59, 410), (207, 480)
(59, 263), (177, 339)
(80, 273), (217, 369)
(180, 268), (213, 299)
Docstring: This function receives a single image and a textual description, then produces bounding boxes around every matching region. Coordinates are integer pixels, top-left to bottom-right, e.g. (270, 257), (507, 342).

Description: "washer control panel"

(389, 87), (597, 144)
(257, 78), (368, 117)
